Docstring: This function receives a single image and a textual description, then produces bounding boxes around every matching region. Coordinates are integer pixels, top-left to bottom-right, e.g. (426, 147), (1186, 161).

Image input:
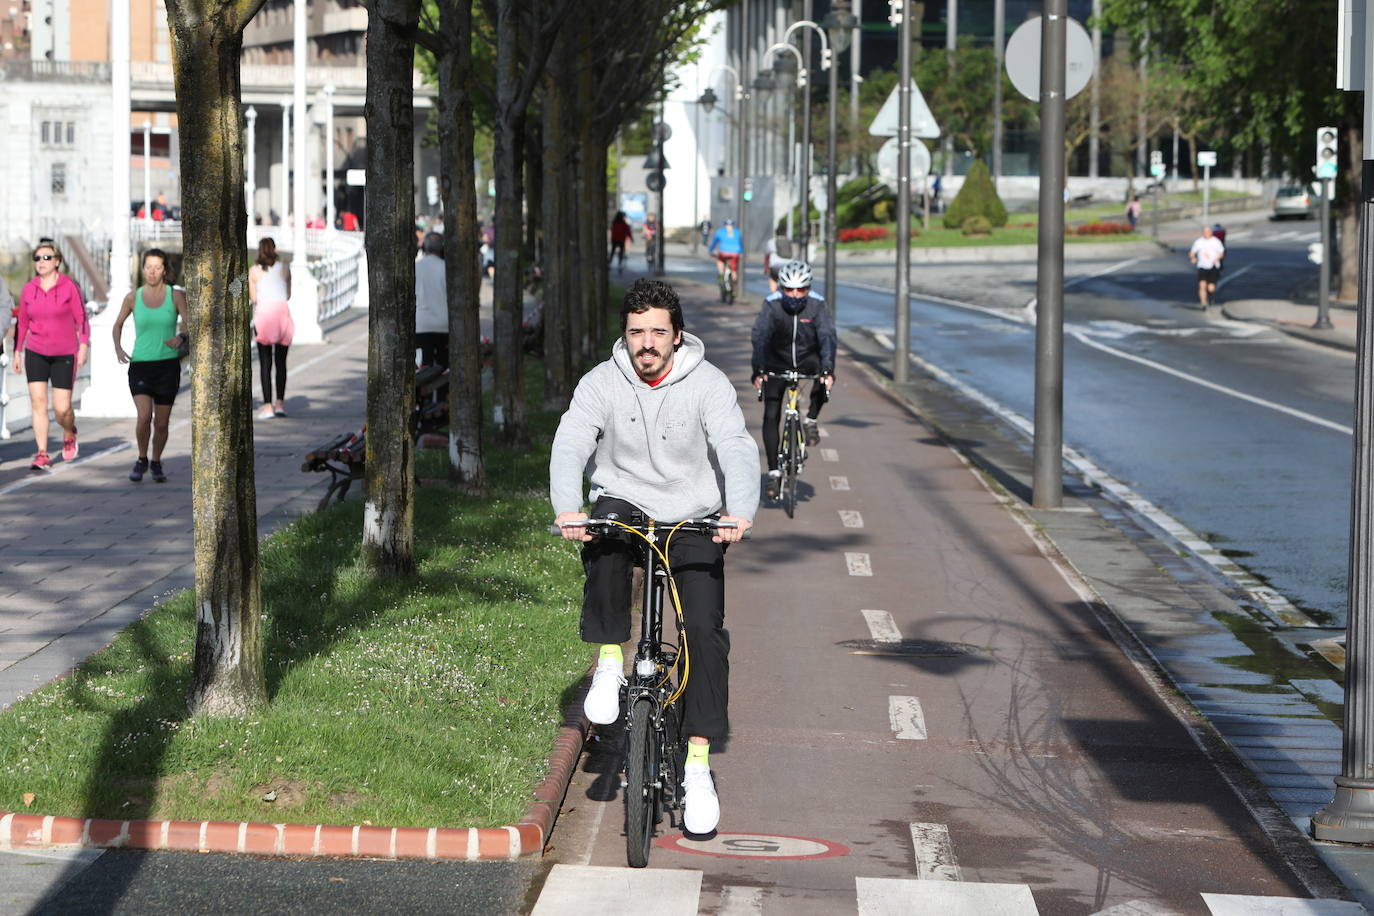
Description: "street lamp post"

(699, 64), (743, 245)
(781, 19), (831, 261)
(142, 120), (152, 228)
(766, 42), (806, 250)
(245, 106), (258, 225)
(822, 0), (859, 316)
(892, 0), (912, 386)
(321, 85), (336, 238)
(280, 97), (292, 228)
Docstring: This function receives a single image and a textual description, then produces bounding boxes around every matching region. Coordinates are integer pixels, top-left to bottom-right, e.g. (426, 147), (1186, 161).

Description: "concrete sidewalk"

(0, 310), (372, 711)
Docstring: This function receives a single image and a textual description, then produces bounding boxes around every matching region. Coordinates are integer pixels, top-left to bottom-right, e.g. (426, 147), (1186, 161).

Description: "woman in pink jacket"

(14, 242), (88, 469)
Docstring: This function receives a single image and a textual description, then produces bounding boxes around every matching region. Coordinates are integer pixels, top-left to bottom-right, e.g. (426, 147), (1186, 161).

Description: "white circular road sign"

(656, 832), (850, 860)
(1005, 16), (1095, 102)
(877, 137), (932, 191)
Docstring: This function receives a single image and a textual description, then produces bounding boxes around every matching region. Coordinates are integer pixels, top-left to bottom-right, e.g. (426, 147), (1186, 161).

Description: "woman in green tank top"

(112, 249), (188, 483)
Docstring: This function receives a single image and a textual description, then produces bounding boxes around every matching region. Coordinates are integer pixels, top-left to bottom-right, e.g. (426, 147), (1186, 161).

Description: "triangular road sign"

(869, 81), (940, 139)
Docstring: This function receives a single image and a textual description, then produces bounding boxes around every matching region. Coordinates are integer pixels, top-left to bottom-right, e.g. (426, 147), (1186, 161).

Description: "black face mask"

(780, 293), (808, 315)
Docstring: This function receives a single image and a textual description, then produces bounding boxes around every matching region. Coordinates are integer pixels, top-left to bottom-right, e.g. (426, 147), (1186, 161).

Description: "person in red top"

(608, 210), (633, 271)
(14, 242), (88, 470)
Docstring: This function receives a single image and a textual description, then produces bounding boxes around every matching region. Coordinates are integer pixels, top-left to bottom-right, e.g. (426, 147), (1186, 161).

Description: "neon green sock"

(598, 644), (623, 664)
(685, 742), (709, 768)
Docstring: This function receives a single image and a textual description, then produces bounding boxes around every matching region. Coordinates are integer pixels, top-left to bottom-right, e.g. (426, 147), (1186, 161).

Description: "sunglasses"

(32, 254), (57, 262)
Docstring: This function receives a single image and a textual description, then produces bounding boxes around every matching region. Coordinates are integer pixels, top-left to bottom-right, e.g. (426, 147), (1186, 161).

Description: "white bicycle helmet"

(777, 260), (812, 289)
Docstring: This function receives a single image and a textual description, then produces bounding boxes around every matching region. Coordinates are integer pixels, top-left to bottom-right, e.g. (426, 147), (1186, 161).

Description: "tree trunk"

(525, 120), (543, 270)
(573, 42), (597, 367)
(166, 0), (268, 717)
(1339, 124), (1361, 303)
(437, 0), (487, 492)
(362, 0), (419, 576)
(492, 0), (528, 447)
(591, 141), (611, 352)
(541, 36), (571, 410)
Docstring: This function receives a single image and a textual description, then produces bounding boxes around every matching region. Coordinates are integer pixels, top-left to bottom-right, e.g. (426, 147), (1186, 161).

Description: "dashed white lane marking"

(530, 865), (701, 915)
(889, 696), (927, 739)
(820, 447), (840, 462)
(718, 885), (765, 914)
(857, 877), (1039, 915)
(838, 510), (864, 528)
(819, 426), (830, 438)
(909, 823), (961, 880)
(862, 609), (902, 642)
(830, 475), (851, 490)
(846, 552), (873, 576)
(1201, 894), (1366, 915)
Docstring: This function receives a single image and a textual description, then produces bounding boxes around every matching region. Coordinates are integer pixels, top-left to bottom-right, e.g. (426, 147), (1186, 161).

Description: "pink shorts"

(253, 299), (295, 347)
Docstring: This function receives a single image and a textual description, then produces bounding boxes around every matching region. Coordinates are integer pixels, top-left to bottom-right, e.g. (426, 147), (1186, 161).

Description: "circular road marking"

(656, 832), (850, 860)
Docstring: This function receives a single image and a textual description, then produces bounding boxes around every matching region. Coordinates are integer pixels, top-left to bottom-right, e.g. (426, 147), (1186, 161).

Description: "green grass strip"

(0, 332), (595, 830)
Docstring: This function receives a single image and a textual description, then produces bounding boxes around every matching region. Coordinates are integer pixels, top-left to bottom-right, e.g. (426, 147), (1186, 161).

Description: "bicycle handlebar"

(754, 371), (832, 402)
(549, 518), (751, 539)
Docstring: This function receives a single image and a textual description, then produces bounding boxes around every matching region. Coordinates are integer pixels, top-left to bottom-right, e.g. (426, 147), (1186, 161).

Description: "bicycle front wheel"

(625, 698), (658, 868)
(782, 417), (799, 518)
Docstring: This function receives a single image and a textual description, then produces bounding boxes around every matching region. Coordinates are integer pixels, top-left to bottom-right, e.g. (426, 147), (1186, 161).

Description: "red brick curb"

(0, 682), (592, 861)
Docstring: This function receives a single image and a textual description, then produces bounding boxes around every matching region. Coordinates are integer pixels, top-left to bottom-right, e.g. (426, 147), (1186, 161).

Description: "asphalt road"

(675, 217), (1353, 625)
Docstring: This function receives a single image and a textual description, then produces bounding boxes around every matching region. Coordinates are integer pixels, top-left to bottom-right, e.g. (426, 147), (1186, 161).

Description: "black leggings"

(579, 497), (730, 741)
(761, 375), (827, 471)
(257, 342), (289, 403)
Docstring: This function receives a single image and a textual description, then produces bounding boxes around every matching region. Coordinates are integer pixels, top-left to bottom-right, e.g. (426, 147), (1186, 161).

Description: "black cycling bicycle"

(554, 515), (739, 867)
(759, 371), (828, 518)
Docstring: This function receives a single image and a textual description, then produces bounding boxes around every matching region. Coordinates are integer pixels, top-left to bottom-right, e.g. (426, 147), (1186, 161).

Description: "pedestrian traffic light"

(1317, 127), (1339, 179)
(1149, 150), (1164, 178)
(743, 177), (753, 202)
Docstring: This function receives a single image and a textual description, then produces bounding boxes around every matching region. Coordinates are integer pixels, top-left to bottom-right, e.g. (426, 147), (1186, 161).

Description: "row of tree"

(163, 0), (721, 716)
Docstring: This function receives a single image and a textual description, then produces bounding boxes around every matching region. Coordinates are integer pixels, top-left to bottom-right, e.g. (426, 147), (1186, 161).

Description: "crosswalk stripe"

(718, 885), (765, 914)
(1201, 894), (1366, 915)
(830, 475), (851, 490)
(890, 696), (928, 739)
(839, 509), (865, 528)
(1090, 900), (1184, 915)
(821, 447), (840, 462)
(530, 864), (701, 915)
(862, 609), (902, 642)
(857, 877), (1038, 914)
(909, 822), (959, 879)
(846, 552), (873, 576)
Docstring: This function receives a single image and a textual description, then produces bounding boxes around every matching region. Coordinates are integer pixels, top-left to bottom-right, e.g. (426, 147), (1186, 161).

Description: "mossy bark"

(491, 0), (528, 448)
(166, 0), (269, 717)
(362, 0), (420, 577)
(435, 0), (486, 494)
(540, 31), (571, 411)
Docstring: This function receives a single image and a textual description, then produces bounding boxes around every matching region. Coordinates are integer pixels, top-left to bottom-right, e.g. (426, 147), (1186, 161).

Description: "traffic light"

(743, 177), (754, 202)
(1316, 127), (1339, 179)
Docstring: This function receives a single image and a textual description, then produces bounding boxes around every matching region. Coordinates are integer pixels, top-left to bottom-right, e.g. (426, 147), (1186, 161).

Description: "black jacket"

(750, 290), (836, 377)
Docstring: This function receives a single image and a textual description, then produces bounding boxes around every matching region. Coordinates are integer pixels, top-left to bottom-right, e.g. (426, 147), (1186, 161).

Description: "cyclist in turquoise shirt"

(707, 219), (743, 293)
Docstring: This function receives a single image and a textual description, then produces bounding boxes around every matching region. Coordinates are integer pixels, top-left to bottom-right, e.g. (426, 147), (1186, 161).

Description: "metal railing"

(311, 232), (364, 323)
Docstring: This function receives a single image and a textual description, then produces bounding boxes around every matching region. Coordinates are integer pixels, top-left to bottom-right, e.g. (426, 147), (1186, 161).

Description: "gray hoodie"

(550, 331), (760, 523)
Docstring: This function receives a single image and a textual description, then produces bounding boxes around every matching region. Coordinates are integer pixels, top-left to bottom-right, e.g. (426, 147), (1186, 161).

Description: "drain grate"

(837, 639), (987, 658)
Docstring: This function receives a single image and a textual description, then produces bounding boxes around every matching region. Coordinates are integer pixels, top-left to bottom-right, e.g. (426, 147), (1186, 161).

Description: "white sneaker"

(583, 658), (625, 725)
(682, 762), (719, 834)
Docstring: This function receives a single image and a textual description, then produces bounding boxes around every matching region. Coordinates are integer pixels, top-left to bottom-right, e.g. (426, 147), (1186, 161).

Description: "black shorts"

(128, 357), (182, 406)
(25, 351), (75, 389)
(1198, 267), (1220, 284)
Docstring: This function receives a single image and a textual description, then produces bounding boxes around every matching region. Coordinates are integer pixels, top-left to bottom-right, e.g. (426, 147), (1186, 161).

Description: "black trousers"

(257, 342), (289, 403)
(761, 371), (827, 471)
(579, 497), (730, 741)
(416, 332), (449, 369)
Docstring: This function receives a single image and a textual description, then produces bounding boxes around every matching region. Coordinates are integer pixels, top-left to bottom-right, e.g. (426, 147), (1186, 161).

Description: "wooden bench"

(301, 429), (366, 511)
(413, 365), (450, 440)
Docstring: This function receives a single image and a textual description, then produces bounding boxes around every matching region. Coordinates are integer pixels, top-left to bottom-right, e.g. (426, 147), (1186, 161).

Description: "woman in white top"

(248, 237), (293, 418)
(414, 232), (448, 368)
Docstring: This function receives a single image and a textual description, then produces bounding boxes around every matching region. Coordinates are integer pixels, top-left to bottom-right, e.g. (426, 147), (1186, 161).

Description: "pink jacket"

(18, 273), (88, 357)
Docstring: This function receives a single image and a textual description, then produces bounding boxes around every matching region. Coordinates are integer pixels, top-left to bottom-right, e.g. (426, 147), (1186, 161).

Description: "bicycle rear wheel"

(625, 698), (658, 868)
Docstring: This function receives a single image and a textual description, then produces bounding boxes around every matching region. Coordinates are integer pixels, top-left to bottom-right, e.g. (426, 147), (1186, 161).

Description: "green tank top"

(131, 286), (180, 362)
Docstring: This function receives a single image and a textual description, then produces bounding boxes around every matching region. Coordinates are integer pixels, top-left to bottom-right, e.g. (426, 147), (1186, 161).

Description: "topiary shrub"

(961, 215), (992, 236)
(943, 159), (1008, 230)
(873, 199), (893, 223)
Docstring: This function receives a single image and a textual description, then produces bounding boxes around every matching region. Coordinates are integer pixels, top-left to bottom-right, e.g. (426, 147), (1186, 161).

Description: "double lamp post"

(696, 0), (857, 309)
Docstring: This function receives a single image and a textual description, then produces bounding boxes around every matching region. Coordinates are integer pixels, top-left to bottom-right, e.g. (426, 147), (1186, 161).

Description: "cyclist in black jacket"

(750, 260), (836, 501)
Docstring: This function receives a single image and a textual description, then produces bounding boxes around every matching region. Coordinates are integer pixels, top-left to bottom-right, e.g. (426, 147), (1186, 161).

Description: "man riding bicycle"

(551, 278), (759, 836)
(751, 260), (836, 501)
(708, 218), (743, 292)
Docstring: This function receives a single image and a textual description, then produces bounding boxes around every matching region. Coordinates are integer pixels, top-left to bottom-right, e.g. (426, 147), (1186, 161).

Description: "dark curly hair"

(620, 279), (684, 341)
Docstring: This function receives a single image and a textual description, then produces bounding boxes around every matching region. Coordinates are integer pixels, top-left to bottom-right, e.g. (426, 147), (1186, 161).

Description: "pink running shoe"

(62, 427), (78, 462)
(30, 451), (51, 471)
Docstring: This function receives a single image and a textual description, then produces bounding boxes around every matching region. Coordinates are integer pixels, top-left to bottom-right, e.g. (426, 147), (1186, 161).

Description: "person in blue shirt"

(750, 260), (835, 501)
(707, 218), (743, 294)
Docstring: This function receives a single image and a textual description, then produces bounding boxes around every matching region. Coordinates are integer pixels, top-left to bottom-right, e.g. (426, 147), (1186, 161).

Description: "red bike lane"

(532, 279), (1337, 916)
